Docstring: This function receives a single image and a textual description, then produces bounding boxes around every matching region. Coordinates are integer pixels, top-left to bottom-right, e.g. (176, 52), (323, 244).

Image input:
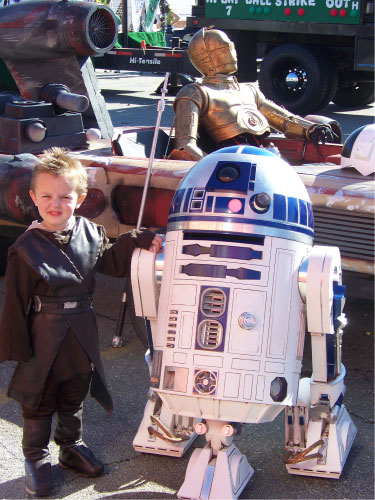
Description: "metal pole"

(136, 71), (169, 230)
(112, 72), (169, 348)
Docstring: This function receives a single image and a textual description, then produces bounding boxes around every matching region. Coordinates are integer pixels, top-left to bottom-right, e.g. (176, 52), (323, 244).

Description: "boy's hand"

(149, 234), (163, 253)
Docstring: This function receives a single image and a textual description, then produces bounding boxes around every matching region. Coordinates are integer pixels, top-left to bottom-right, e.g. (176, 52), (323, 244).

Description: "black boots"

(54, 405), (103, 478)
(22, 418), (53, 498)
(22, 406), (102, 498)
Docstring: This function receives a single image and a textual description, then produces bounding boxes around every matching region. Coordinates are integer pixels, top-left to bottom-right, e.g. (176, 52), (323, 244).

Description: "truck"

(186, 0), (374, 113)
(94, 0), (374, 113)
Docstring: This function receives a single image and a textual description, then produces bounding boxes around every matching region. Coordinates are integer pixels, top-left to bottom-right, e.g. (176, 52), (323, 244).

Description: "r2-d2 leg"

(285, 246), (357, 478)
(131, 247), (197, 457)
(133, 350), (197, 457)
(178, 421), (254, 500)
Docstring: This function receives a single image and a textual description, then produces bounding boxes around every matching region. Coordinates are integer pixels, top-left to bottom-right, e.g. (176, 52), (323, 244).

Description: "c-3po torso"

(172, 75), (317, 156)
(192, 78), (270, 142)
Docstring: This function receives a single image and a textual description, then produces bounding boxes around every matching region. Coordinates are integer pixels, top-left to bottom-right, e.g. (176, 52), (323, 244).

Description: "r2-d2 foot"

(133, 390), (197, 457)
(178, 420), (253, 500)
(285, 246), (357, 478)
(285, 374), (357, 478)
(133, 350), (197, 457)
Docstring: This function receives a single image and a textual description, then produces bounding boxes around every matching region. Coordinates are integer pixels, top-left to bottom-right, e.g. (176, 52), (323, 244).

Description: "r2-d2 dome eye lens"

(217, 164), (240, 183)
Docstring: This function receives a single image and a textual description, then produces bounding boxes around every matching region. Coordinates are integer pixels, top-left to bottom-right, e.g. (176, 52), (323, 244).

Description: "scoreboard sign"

(205, 0), (363, 24)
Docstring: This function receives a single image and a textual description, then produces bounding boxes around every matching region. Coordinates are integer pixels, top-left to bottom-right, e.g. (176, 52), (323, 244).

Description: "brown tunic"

(0, 216), (155, 413)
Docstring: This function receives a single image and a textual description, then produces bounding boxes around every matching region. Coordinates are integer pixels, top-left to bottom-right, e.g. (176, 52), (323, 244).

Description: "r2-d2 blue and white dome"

(168, 146), (314, 244)
(132, 146), (356, 500)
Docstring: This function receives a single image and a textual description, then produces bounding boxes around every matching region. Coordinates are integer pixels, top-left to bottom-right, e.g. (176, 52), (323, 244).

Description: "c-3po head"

(188, 27), (238, 77)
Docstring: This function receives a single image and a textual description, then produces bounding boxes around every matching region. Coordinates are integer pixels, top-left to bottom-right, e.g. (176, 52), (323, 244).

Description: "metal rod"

(112, 72), (169, 348)
(136, 72), (169, 230)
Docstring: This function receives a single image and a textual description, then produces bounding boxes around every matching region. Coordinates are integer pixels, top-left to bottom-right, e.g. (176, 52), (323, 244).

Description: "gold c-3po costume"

(169, 28), (334, 161)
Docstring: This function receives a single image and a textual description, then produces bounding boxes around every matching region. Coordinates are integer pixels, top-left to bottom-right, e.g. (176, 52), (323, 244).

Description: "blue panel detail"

(183, 231), (265, 246)
(288, 197), (299, 223)
(211, 245), (262, 261)
(241, 146), (275, 157)
(181, 263), (261, 280)
(193, 188), (205, 199)
(226, 268), (261, 280)
(169, 215), (314, 238)
(248, 164), (256, 191)
(334, 393), (343, 407)
(170, 189), (185, 215)
(190, 189), (205, 212)
(299, 416), (304, 425)
(288, 415), (293, 425)
(215, 197), (245, 214)
(182, 244), (261, 260)
(307, 202), (314, 229)
(299, 199), (307, 226)
(189, 200), (204, 212)
(214, 146), (274, 156)
(250, 164), (256, 181)
(273, 194), (287, 221)
(216, 146), (242, 154)
(206, 196), (214, 212)
(333, 284), (346, 299)
(183, 188), (192, 213)
(326, 334), (336, 381)
(333, 284), (346, 331)
(206, 161), (251, 194)
(195, 286), (230, 352)
(182, 263), (226, 278)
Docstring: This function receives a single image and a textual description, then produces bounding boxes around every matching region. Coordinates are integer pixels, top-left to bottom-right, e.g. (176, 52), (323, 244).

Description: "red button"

(284, 8), (292, 16)
(339, 9), (346, 17)
(298, 8), (305, 16)
(330, 9), (338, 16)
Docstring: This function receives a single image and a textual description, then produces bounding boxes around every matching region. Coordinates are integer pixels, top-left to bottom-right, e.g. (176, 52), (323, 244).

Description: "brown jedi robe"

(0, 216), (155, 413)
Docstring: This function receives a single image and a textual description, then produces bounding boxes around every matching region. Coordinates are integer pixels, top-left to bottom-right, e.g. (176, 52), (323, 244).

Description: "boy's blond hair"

(31, 147), (88, 197)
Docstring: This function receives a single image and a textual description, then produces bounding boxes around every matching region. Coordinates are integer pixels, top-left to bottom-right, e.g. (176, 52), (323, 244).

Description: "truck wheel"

(333, 82), (374, 107)
(258, 45), (330, 115)
(314, 51), (338, 110)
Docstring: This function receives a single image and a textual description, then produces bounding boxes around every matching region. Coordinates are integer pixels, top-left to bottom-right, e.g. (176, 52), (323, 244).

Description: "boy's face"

(29, 172), (86, 231)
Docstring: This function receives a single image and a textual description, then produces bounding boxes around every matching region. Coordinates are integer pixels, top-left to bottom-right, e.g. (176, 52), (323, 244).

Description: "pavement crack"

(107, 454), (139, 466)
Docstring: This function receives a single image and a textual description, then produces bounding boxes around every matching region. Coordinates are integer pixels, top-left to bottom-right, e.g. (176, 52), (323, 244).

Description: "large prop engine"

(0, 0), (117, 137)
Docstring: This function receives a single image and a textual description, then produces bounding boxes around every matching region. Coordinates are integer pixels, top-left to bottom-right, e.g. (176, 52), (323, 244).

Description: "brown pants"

(22, 371), (92, 420)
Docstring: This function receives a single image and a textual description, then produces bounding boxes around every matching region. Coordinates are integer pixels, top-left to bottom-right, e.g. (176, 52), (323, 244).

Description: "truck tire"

(259, 45), (330, 115)
(314, 51), (338, 110)
(333, 82), (374, 107)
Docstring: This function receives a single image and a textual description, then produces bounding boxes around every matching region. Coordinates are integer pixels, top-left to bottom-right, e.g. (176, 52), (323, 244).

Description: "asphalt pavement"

(0, 71), (373, 500)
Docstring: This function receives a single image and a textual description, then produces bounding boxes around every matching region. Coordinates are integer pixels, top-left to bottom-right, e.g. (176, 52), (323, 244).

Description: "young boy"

(0, 147), (161, 498)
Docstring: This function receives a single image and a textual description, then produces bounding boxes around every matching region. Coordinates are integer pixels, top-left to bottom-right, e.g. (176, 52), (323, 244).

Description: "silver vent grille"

(200, 288), (226, 317)
(313, 208), (374, 262)
(197, 320), (223, 349)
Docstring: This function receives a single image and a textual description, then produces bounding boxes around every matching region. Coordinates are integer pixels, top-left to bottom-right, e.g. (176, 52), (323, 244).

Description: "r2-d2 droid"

(131, 146), (357, 499)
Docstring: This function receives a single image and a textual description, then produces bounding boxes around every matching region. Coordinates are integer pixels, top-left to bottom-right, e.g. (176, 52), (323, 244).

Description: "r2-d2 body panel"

(151, 146), (314, 424)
